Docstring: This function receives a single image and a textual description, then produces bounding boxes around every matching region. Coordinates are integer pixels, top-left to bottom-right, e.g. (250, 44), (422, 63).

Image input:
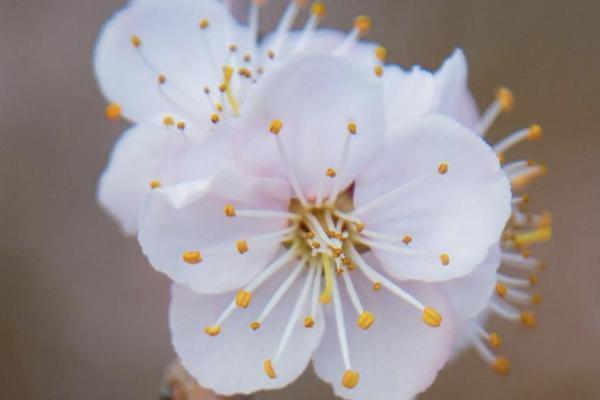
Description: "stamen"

(149, 180), (162, 189)
(493, 124), (543, 154)
(163, 115), (175, 126)
(335, 16), (372, 56)
(510, 164), (547, 190)
(305, 261), (323, 328)
(236, 239), (249, 254)
(341, 269), (365, 316)
(269, 0), (305, 55)
(354, 236), (431, 258)
(325, 126), (354, 207)
(331, 270), (353, 373)
(104, 102), (122, 121)
(476, 86), (514, 136)
(224, 205), (299, 220)
(501, 251), (544, 272)
(182, 251), (202, 264)
(472, 331), (510, 375)
(513, 226), (552, 247)
(342, 370), (360, 390)
(236, 290), (252, 308)
(497, 273), (538, 289)
(264, 358), (277, 379)
(293, 2), (326, 52)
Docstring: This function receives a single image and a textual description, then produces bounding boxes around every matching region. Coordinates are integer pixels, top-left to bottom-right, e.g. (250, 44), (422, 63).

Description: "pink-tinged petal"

(312, 259), (456, 400)
(434, 49), (480, 130)
(138, 174), (292, 294)
(384, 65), (438, 132)
(169, 270), (325, 395)
(353, 115), (511, 282)
(438, 245), (501, 320)
(233, 54), (386, 201)
(94, 0), (238, 125)
(97, 124), (189, 235)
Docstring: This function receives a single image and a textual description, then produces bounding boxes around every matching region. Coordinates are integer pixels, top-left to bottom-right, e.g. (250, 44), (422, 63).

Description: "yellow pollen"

(495, 283), (507, 298)
(216, 102), (224, 112)
(182, 251), (202, 264)
(513, 226), (552, 247)
(204, 325), (221, 336)
(492, 356), (510, 375)
(520, 312), (537, 327)
(250, 321), (261, 330)
(264, 359), (277, 379)
(347, 122), (357, 135)
(354, 15), (372, 34)
(357, 311), (375, 330)
(305, 231), (316, 239)
(218, 83), (227, 93)
(498, 152), (506, 164)
(532, 293), (543, 305)
(163, 115), (175, 126)
(228, 44), (238, 52)
(311, 241), (321, 249)
(238, 67), (252, 79)
(335, 267), (345, 275)
(440, 253), (450, 266)
(402, 235), (413, 245)
(243, 54), (252, 63)
(374, 65), (384, 77)
(236, 290), (252, 308)
(375, 46), (387, 61)
(104, 103), (122, 121)
(438, 162), (449, 175)
(422, 307), (442, 327)
(157, 74), (166, 84)
(496, 86), (515, 112)
(326, 168), (337, 178)
(342, 370), (360, 389)
(372, 282), (382, 291)
(267, 50), (275, 60)
(130, 35), (142, 47)
(529, 274), (539, 286)
(311, 2), (327, 18)
(224, 204), (236, 217)
(489, 332), (502, 348)
(528, 124), (543, 141)
(149, 180), (162, 189)
(211, 113), (220, 124)
(355, 223), (365, 232)
(177, 121), (186, 131)
(236, 240), (249, 254)
(304, 316), (315, 328)
(332, 247), (343, 257)
(199, 19), (209, 29)
(269, 119), (283, 135)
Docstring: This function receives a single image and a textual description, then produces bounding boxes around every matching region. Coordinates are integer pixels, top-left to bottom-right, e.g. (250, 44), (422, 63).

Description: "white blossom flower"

(94, 1), (519, 399)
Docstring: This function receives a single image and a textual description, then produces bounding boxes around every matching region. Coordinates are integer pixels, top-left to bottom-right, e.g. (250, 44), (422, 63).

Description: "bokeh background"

(1, 0), (598, 398)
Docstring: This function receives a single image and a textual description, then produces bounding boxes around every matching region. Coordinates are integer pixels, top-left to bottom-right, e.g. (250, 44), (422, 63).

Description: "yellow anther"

(375, 46), (387, 61)
(438, 162), (449, 175)
(527, 124), (542, 141)
(440, 253), (450, 266)
(218, 83), (227, 93)
(204, 325), (221, 337)
(347, 122), (357, 135)
(372, 282), (382, 291)
(514, 226), (552, 247)
(264, 359), (277, 379)
(130, 35), (142, 47)
(163, 115), (175, 126)
(238, 67), (252, 78)
(269, 119), (283, 135)
(531, 293), (543, 305)
(422, 307), (442, 327)
(305, 231), (316, 240)
(236, 290), (252, 308)
(104, 103), (122, 121)
(342, 370), (360, 389)
(199, 19), (209, 29)
(304, 316), (314, 328)
(216, 103), (224, 112)
(211, 113), (220, 124)
(537, 212), (552, 228)
(495, 283), (507, 298)
(357, 311), (375, 330)
(374, 65), (384, 77)
(402, 235), (413, 245)
(177, 121), (186, 131)
(496, 86), (514, 112)
(267, 50), (275, 60)
(311, 1), (327, 18)
(243, 54), (252, 63)
(157, 74), (166, 84)
(224, 204), (236, 217)
(311, 241), (321, 249)
(354, 15), (372, 34)
(492, 356), (510, 375)
(249, 321), (261, 330)
(182, 251), (202, 264)
(326, 168), (337, 178)
(228, 44), (238, 52)
(520, 312), (537, 327)
(498, 152), (506, 164)
(335, 267), (345, 275)
(355, 223), (365, 232)
(236, 240), (249, 254)
(150, 180), (162, 189)
(489, 332), (502, 348)
(331, 247), (343, 257)
(529, 274), (539, 286)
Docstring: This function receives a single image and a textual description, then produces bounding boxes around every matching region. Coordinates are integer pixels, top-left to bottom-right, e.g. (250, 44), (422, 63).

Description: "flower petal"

(94, 0), (238, 125)
(232, 54), (386, 200)
(312, 259), (456, 400)
(169, 271), (325, 395)
(353, 115), (511, 282)
(138, 174), (292, 294)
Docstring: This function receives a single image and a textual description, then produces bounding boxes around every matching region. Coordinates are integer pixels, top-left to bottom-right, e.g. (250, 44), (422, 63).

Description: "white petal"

(233, 54), (386, 200)
(169, 272), (325, 395)
(438, 245), (501, 320)
(353, 115), (511, 282)
(94, 0), (238, 124)
(97, 124), (189, 235)
(138, 174), (292, 294)
(312, 264), (456, 400)
(384, 65), (438, 132)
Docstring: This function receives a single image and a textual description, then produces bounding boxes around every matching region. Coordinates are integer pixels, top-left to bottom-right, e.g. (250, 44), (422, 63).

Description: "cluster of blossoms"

(95, 0), (550, 399)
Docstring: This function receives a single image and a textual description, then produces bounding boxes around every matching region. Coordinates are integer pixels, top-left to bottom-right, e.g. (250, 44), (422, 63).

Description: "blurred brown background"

(1, 0), (598, 398)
